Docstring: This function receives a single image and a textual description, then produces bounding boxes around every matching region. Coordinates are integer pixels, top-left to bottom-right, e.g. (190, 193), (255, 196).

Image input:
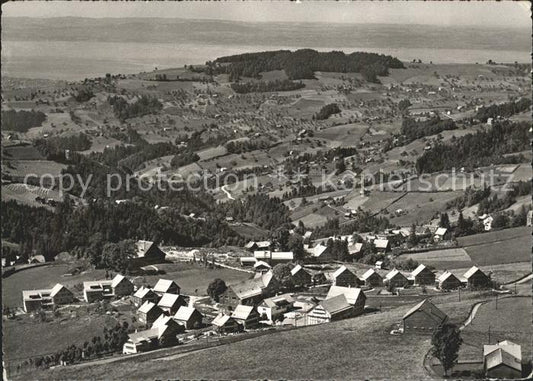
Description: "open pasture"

(460, 297), (532, 362)
(402, 248), (474, 270)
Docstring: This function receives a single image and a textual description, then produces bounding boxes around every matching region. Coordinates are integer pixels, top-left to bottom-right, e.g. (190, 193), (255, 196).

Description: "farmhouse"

(361, 268), (383, 287)
(306, 294), (353, 325)
(307, 243), (335, 262)
(131, 240), (166, 268)
(464, 266), (491, 289)
(157, 293), (188, 315)
(123, 318), (182, 355)
(254, 260), (271, 273)
(153, 279), (181, 296)
(22, 283), (74, 313)
(173, 306), (203, 330)
(410, 264), (436, 286)
(290, 264), (312, 287)
(257, 294), (295, 323)
(132, 286), (160, 307)
(433, 227), (450, 242)
(437, 271), (463, 290)
(239, 257), (257, 267)
(231, 304), (261, 329)
(347, 242), (363, 256)
(374, 238), (390, 253)
(83, 274), (133, 302)
(245, 240), (271, 251)
(483, 340), (522, 379)
(326, 285), (366, 315)
(212, 313), (242, 333)
(219, 280), (263, 307)
(402, 299), (448, 333)
(138, 301), (164, 326)
(331, 265), (361, 287)
(385, 269), (409, 288)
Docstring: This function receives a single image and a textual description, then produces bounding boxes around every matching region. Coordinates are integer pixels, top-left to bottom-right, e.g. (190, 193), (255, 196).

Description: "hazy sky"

(2, 1), (531, 28)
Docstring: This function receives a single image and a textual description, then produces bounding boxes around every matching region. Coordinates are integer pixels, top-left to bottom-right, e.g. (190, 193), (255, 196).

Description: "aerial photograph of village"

(1, 1), (531, 380)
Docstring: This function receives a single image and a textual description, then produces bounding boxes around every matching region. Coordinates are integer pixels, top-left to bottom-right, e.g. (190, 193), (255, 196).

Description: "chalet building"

(220, 271), (279, 308)
(290, 265), (312, 287)
(22, 284), (74, 313)
(254, 260), (271, 273)
(361, 268), (383, 287)
(464, 266), (491, 289)
(173, 306), (203, 330)
(123, 318), (182, 355)
(157, 293), (188, 315)
(326, 285), (366, 316)
(137, 301), (164, 326)
(231, 305), (261, 330)
(484, 340), (522, 379)
(132, 287), (160, 307)
(306, 243), (335, 262)
(411, 264), (436, 286)
(332, 266), (361, 287)
(219, 281), (264, 308)
(257, 294), (295, 323)
(306, 295), (353, 325)
(153, 279), (181, 296)
(433, 227), (451, 242)
(83, 281), (112, 303)
(83, 274), (133, 302)
(130, 241), (166, 268)
(245, 241), (271, 251)
(347, 242), (363, 257)
(402, 299), (448, 333)
(111, 274), (134, 296)
(374, 239), (390, 253)
(239, 257), (257, 267)
(212, 313), (242, 333)
(437, 271), (463, 290)
(385, 269), (409, 288)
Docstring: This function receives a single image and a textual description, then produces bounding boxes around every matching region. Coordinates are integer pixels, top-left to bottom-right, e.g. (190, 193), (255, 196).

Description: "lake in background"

(2, 18), (530, 80)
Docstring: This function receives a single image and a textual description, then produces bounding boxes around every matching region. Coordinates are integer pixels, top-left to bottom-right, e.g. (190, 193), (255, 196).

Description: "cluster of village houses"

(19, 239), (522, 377)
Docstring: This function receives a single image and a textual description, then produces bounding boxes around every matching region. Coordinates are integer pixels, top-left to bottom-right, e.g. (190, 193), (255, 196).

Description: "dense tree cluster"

(208, 49), (403, 80)
(216, 194), (292, 230)
(169, 151), (200, 168)
(475, 97), (531, 122)
(225, 138), (272, 154)
(2, 109), (46, 132)
(415, 121), (529, 173)
(445, 186), (491, 210)
(1, 199), (243, 263)
(108, 95), (163, 121)
(313, 103), (341, 120)
(230, 79), (305, 93)
(73, 88), (95, 102)
(34, 133), (92, 161)
(400, 116), (456, 143)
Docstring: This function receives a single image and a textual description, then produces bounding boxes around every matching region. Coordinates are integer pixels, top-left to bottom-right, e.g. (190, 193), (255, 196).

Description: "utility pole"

(495, 293), (498, 310)
(488, 325), (491, 344)
(458, 287), (461, 302)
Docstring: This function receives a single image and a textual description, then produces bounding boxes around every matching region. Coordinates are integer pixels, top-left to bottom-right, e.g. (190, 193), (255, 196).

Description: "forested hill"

(415, 121), (530, 174)
(203, 49), (404, 81)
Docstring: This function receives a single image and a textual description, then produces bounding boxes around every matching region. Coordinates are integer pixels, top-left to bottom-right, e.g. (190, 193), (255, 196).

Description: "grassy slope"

(3, 314), (119, 361)
(28, 292), (492, 380)
(460, 296), (532, 362)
